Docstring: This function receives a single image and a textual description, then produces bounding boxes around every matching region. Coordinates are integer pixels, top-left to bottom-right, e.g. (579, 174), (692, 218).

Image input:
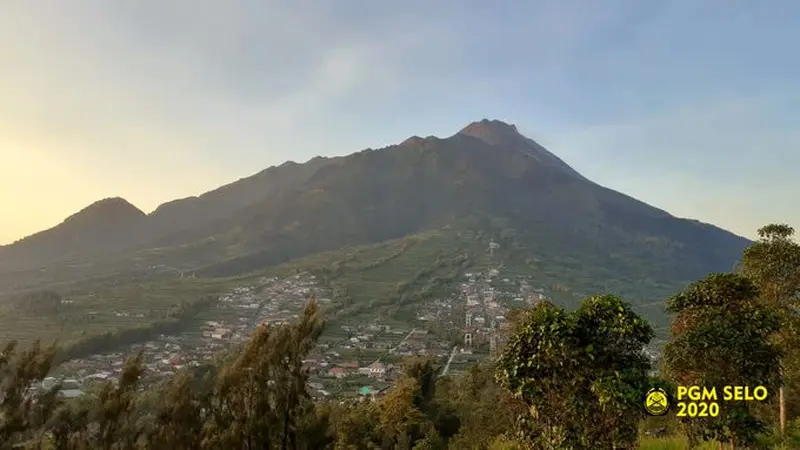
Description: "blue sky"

(1, 0), (798, 243)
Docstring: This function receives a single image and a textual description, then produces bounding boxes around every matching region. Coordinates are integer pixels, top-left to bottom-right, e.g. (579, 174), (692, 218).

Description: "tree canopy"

(663, 273), (782, 447)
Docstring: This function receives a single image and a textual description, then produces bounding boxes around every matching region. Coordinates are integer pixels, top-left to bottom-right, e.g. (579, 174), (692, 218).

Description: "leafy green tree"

(495, 296), (653, 449)
(495, 301), (584, 449)
(740, 224), (800, 435)
(663, 273), (782, 448)
(572, 294), (654, 448)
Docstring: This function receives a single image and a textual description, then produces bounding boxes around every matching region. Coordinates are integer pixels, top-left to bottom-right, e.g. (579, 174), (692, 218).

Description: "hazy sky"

(1, 1), (798, 244)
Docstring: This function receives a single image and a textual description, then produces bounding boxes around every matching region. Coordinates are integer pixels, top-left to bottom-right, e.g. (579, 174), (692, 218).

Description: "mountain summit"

(456, 119), (584, 179)
(0, 197), (146, 267)
(62, 197), (145, 228)
(457, 119), (523, 146)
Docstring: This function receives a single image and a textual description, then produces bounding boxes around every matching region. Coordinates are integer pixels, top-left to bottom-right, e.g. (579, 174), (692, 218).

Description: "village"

(44, 258), (551, 402)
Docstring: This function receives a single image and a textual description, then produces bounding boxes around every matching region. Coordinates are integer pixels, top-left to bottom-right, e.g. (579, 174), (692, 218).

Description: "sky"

(1, 0), (798, 244)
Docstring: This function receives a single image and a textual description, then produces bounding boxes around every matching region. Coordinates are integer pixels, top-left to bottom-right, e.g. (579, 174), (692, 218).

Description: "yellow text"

(723, 386), (768, 401)
(677, 386), (717, 401)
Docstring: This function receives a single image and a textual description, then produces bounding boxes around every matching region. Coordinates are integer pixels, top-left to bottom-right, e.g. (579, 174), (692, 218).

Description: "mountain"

(0, 119), (750, 326)
(173, 119), (747, 283)
(0, 198), (147, 268)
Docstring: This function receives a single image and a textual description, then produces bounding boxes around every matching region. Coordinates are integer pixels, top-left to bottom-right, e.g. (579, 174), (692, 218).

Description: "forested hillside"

(1, 224), (798, 450)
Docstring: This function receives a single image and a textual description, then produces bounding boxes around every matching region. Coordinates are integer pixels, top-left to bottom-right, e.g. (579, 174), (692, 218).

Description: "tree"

(377, 376), (431, 449)
(330, 400), (381, 448)
(200, 296), (327, 449)
(275, 298), (327, 450)
(328, 358), (460, 450)
(402, 358), (460, 445)
(403, 358), (438, 413)
(495, 296), (653, 449)
(572, 294), (654, 448)
(2, 296), (336, 449)
(145, 370), (212, 450)
(663, 273), (782, 448)
(47, 394), (93, 450)
(495, 301), (582, 449)
(0, 340), (61, 449)
(740, 224), (800, 436)
(439, 363), (524, 449)
(92, 352), (145, 449)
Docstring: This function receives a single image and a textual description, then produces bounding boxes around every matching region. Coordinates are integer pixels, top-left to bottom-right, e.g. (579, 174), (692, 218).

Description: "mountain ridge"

(0, 119), (750, 308)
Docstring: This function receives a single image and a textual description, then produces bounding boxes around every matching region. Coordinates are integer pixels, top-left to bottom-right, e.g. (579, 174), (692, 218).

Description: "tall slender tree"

(92, 352), (145, 450)
(740, 224), (800, 436)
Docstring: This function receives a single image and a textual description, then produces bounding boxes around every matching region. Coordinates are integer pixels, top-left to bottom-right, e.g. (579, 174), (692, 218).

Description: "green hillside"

(0, 120), (749, 347)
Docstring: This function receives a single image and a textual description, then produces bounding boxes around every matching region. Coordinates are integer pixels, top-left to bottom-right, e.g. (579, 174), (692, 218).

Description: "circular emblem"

(643, 388), (670, 416)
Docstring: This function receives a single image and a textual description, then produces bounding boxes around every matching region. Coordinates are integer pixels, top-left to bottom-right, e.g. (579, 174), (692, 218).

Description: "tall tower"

(465, 312), (472, 328)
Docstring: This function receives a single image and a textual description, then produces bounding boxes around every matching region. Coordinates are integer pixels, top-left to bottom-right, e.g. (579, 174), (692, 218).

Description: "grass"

(639, 435), (800, 449)
(639, 437), (721, 449)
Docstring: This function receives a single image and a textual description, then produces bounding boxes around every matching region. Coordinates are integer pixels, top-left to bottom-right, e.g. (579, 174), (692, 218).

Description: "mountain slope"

(143, 155), (336, 243)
